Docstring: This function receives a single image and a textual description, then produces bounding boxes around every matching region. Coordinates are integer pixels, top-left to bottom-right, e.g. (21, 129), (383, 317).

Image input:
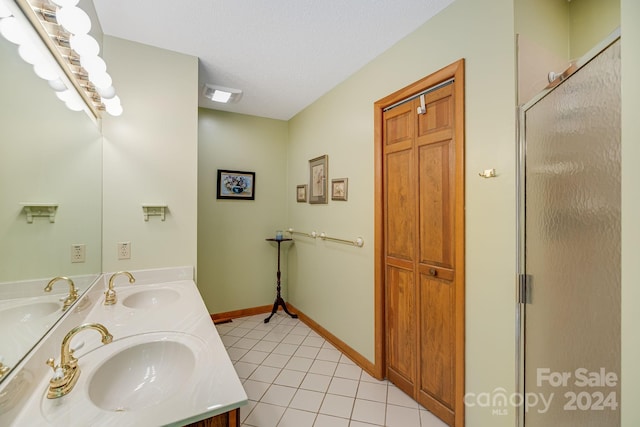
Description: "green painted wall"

(0, 34), (102, 282)
(570, 0), (620, 58)
(515, 0), (570, 59)
(197, 109), (288, 313)
(287, 0), (518, 425)
(515, 0), (620, 62)
(102, 37), (199, 274)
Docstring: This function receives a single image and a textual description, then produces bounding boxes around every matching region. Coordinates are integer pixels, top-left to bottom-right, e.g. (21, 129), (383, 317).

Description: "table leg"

(264, 240), (298, 323)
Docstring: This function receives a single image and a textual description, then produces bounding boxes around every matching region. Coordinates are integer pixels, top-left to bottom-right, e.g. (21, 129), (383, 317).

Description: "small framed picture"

(296, 184), (308, 202)
(216, 170), (255, 200)
(331, 178), (348, 201)
(309, 155), (328, 204)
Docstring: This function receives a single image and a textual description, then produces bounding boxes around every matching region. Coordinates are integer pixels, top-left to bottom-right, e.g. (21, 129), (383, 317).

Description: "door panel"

(386, 108), (413, 146)
(386, 265), (416, 392)
(419, 141), (454, 268)
(419, 85), (453, 136)
(385, 149), (415, 261)
(522, 40), (620, 426)
(419, 275), (454, 407)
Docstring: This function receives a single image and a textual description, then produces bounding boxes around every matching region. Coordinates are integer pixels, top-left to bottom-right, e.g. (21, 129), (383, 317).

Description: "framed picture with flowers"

(216, 169), (255, 200)
(309, 155), (328, 204)
(331, 178), (348, 201)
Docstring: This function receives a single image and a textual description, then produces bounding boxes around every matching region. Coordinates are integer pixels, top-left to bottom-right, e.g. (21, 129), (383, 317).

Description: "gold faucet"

(45, 323), (113, 399)
(104, 271), (136, 305)
(44, 277), (78, 311)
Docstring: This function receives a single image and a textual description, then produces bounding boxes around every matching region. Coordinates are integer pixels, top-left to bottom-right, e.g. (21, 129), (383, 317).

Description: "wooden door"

(378, 60), (464, 427)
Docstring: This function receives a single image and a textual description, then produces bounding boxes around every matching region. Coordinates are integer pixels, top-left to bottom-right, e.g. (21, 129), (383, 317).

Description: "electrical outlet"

(71, 244), (85, 263)
(117, 242), (131, 260)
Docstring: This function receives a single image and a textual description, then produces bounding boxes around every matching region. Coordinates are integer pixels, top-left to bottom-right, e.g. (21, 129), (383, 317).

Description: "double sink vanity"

(0, 4), (247, 424)
(0, 267), (247, 426)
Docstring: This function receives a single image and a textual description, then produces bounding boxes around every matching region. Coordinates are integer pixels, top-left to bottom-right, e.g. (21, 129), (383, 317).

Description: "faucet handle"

(46, 358), (64, 380)
(53, 367), (64, 380)
(47, 358), (66, 383)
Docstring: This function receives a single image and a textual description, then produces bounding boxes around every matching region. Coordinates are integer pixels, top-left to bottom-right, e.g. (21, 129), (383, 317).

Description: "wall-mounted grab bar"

(287, 228), (364, 248)
(287, 228), (318, 239)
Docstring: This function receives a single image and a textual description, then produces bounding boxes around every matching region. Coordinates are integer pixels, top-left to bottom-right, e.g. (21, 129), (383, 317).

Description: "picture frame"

(216, 169), (255, 200)
(296, 184), (308, 202)
(309, 155), (328, 204)
(331, 178), (348, 201)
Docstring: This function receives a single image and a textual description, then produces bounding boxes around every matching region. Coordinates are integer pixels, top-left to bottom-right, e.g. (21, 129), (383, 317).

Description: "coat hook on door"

(479, 168), (497, 178)
(416, 94), (426, 115)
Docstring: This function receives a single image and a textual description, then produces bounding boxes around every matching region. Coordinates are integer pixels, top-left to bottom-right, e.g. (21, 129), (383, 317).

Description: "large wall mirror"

(0, 15), (102, 382)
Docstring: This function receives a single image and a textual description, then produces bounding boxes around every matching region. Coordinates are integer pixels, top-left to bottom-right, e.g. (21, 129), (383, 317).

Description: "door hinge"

(518, 274), (532, 304)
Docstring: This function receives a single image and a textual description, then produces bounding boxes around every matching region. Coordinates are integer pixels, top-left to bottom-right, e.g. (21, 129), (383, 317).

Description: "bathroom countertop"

(4, 267), (247, 426)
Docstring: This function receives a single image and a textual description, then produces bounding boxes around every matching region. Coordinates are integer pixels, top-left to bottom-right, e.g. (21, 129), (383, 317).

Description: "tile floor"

(215, 312), (448, 427)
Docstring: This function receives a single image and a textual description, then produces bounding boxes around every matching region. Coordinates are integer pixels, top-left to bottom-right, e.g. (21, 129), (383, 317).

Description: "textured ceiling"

(92, 0), (454, 120)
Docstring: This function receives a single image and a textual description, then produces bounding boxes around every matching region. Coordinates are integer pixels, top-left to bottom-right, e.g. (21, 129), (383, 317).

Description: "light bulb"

(105, 102), (123, 116)
(0, 3), (12, 18)
(80, 55), (106, 75)
(103, 95), (123, 116)
(56, 6), (91, 35)
(0, 16), (26, 45)
(65, 97), (85, 111)
(69, 34), (99, 56)
(34, 62), (59, 80)
(55, 89), (73, 102)
(89, 71), (112, 90)
(48, 78), (68, 92)
(18, 43), (42, 65)
(102, 95), (120, 108)
(97, 85), (116, 100)
(63, 90), (85, 111)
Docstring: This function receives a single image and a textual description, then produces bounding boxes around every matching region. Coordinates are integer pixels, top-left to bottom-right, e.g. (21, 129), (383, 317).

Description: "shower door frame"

(515, 28), (621, 427)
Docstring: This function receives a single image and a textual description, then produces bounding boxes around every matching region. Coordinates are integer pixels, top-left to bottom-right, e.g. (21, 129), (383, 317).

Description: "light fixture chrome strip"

(3, 0), (123, 118)
(14, 0), (100, 117)
(1, 0), (90, 118)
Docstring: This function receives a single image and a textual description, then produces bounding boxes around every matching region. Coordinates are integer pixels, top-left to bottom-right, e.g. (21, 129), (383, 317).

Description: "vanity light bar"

(0, 0), (122, 117)
(0, 5), (84, 113)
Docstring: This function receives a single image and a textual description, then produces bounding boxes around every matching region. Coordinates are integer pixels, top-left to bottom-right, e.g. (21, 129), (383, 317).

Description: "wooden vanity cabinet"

(183, 408), (240, 427)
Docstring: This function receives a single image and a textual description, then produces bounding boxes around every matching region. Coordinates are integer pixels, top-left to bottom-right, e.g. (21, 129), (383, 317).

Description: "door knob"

(429, 268), (437, 276)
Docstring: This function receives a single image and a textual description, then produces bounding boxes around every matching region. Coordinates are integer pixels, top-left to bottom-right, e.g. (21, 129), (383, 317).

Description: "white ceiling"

(92, 0), (454, 120)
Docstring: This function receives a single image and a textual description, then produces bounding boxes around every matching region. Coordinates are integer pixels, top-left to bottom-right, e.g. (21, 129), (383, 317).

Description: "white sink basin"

(121, 288), (180, 309)
(16, 277), (248, 427)
(88, 339), (195, 411)
(41, 331), (210, 424)
(0, 301), (60, 323)
(0, 299), (63, 368)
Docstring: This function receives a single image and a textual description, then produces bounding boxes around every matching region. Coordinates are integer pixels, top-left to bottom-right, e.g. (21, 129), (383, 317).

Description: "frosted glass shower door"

(522, 39), (620, 426)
